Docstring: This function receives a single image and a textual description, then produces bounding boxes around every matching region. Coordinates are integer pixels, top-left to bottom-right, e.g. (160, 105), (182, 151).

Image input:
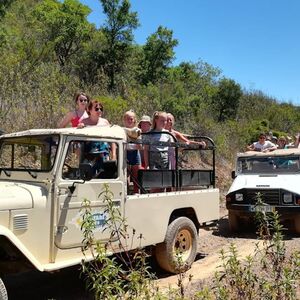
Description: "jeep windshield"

(0, 135), (59, 172)
(237, 155), (300, 174)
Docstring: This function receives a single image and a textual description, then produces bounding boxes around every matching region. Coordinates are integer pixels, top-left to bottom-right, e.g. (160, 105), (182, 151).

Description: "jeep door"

(55, 137), (124, 249)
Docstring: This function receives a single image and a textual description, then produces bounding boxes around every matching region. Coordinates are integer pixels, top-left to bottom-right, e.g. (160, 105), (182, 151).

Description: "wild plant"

(80, 183), (158, 299)
(212, 192), (300, 300)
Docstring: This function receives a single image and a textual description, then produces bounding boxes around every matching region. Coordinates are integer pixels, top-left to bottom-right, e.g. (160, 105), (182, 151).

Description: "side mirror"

(79, 163), (93, 181)
(231, 170), (236, 179)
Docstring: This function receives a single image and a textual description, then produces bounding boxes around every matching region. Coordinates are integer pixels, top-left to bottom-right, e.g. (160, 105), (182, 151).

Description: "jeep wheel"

(0, 278), (8, 300)
(294, 217), (300, 234)
(228, 211), (240, 233)
(155, 217), (198, 274)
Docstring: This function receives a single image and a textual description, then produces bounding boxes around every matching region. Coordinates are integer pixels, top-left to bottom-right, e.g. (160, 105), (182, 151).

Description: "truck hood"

(0, 182), (45, 210)
(228, 174), (296, 194)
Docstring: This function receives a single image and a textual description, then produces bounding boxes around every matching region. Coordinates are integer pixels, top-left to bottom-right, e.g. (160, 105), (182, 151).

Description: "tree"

(100, 0), (139, 92)
(212, 78), (242, 122)
(33, 0), (93, 67)
(0, 0), (14, 18)
(141, 26), (178, 85)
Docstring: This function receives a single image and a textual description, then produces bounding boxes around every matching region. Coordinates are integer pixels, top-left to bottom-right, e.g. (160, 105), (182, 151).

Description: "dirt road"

(157, 212), (300, 290)
(3, 214), (299, 299)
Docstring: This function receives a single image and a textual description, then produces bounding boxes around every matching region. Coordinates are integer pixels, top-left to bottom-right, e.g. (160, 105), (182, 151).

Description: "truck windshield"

(0, 135), (59, 172)
(237, 155), (300, 174)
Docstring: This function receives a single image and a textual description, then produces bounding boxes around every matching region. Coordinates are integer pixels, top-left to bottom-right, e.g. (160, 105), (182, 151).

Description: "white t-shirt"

(253, 141), (276, 151)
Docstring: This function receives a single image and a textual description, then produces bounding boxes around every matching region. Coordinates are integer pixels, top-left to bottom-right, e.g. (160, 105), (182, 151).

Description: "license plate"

(249, 205), (275, 213)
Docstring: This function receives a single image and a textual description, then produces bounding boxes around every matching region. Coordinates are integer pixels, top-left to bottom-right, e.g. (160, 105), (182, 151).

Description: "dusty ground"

(157, 205), (300, 293)
(3, 207), (300, 299)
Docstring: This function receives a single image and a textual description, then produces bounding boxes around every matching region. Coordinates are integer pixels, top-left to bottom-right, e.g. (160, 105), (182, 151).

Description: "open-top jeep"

(226, 149), (300, 232)
(0, 125), (219, 299)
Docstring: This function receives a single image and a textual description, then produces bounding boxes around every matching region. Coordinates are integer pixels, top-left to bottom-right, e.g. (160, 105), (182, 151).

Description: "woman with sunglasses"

(58, 92), (90, 128)
(77, 100), (109, 128)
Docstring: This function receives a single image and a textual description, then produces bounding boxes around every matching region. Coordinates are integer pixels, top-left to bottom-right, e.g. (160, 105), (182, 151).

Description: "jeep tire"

(228, 211), (240, 233)
(155, 217), (198, 274)
(0, 278), (7, 300)
(294, 217), (300, 234)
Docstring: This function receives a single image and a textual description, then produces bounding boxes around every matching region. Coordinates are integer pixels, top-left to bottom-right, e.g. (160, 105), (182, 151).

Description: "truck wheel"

(294, 218), (300, 234)
(228, 211), (240, 233)
(155, 217), (198, 274)
(0, 278), (8, 300)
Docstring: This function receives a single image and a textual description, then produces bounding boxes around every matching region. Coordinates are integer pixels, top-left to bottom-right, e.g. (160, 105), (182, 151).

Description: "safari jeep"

(0, 125), (219, 299)
(226, 149), (300, 232)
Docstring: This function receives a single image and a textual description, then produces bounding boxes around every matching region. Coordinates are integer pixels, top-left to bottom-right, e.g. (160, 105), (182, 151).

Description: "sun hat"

(138, 115), (152, 126)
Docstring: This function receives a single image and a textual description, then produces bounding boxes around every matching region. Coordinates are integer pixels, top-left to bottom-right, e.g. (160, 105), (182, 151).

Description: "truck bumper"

(227, 203), (300, 214)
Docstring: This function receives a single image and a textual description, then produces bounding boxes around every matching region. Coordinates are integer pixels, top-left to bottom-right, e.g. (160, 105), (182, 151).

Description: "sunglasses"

(79, 98), (88, 103)
(94, 106), (103, 112)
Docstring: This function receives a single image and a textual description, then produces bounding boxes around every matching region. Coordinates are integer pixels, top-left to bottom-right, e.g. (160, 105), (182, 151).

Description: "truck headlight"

(235, 193), (243, 201)
(283, 193), (293, 204)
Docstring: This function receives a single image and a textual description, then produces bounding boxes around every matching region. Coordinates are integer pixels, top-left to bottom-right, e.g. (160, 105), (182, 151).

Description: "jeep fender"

(0, 225), (44, 272)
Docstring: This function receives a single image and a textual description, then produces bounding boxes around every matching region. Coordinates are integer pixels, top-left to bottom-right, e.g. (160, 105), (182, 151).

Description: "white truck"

(226, 149), (300, 232)
(0, 125), (219, 299)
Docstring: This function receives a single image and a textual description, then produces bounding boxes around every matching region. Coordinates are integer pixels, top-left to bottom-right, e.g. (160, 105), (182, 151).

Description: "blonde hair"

(123, 110), (137, 125)
(152, 111), (167, 130)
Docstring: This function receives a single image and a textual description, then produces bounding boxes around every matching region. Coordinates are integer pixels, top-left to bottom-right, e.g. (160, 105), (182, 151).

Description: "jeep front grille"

(244, 189), (280, 205)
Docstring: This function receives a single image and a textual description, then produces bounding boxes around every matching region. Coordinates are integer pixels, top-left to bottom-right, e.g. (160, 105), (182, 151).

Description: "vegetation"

(81, 186), (300, 299)
(1, 0), (300, 162)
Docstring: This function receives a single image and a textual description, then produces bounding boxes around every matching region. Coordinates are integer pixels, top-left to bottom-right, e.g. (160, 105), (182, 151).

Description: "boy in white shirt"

(247, 133), (277, 152)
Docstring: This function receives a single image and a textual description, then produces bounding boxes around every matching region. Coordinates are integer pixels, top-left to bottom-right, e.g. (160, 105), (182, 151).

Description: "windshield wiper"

(0, 168), (11, 177)
(20, 164), (37, 179)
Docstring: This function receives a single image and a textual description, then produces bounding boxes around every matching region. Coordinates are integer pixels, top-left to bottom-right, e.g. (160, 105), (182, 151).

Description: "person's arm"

(294, 134), (300, 148)
(176, 130), (207, 148)
(58, 111), (73, 128)
(110, 143), (117, 160)
(262, 142), (277, 152)
(174, 130), (190, 143)
(246, 143), (255, 151)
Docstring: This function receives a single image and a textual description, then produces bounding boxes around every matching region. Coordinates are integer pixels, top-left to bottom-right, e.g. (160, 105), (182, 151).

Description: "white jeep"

(0, 125), (219, 299)
(226, 149), (300, 232)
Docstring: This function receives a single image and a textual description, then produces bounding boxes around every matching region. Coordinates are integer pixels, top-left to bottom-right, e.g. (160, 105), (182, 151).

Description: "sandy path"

(156, 227), (261, 288)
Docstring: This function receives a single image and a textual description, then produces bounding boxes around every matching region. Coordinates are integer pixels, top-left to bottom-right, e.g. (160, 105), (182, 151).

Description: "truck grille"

(244, 189), (280, 205)
(13, 214), (28, 231)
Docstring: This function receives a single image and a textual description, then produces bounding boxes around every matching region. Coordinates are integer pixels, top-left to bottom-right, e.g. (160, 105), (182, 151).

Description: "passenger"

(277, 136), (289, 149)
(293, 134), (300, 148)
(138, 115), (152, 168)
(271, 136), (278, 145)
(58, 92), (90, 128)
(247, 133), (277, 152)
(82, 141), (110, 177)
(77, 100), (110, 128)
(144, 111), (173, 170)
(138, 115), (152, 134)
(123, 110), (142, 193)
(165, 113), (206, 169)
(165, 113), (206, 147)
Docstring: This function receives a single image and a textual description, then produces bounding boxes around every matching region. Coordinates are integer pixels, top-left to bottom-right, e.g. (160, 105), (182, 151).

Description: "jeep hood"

(228, 175), (295, 194)
(0, 182), (44, 210)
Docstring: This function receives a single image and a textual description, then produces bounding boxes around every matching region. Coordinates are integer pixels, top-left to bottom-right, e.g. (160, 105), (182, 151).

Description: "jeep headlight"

(283, 193), (293, 204)
(235, 193), (244, 201)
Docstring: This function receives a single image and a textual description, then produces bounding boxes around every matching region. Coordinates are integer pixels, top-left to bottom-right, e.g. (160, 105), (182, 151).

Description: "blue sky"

(80, 0), (300, 105)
